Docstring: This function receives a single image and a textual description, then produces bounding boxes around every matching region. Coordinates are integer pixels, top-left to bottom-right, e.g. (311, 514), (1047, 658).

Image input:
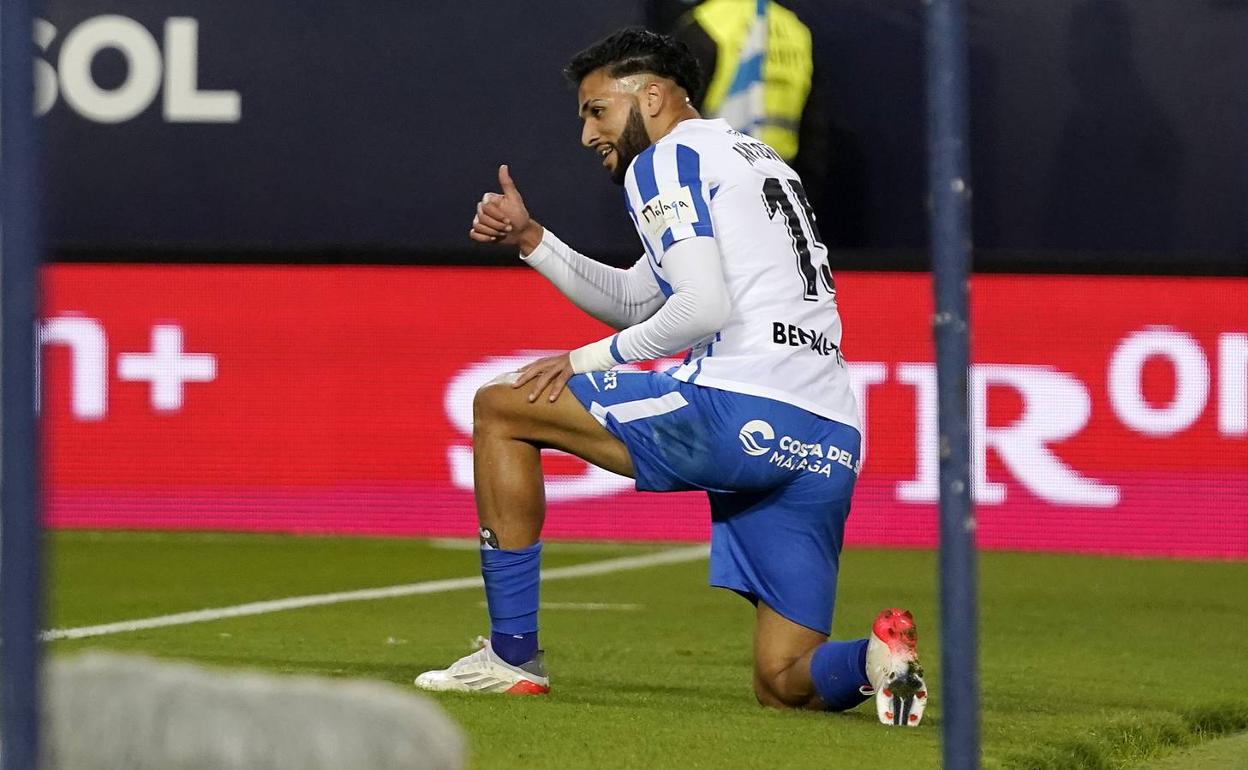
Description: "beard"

(610, 105), (651, 186)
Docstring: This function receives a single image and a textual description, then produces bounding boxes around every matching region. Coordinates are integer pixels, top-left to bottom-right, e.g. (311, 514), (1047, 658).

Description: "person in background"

(665, 0), (864, 247)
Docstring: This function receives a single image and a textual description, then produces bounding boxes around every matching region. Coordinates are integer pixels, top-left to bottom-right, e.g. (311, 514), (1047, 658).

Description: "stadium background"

(37, 0), (1246, 560)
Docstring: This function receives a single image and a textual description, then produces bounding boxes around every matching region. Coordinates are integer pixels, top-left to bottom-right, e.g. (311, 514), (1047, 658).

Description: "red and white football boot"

(414, 637), (549, 696)
(863, 608), (928, 727)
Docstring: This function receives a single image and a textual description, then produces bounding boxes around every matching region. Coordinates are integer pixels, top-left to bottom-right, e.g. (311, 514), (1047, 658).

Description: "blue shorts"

(566, 370), (861, 636)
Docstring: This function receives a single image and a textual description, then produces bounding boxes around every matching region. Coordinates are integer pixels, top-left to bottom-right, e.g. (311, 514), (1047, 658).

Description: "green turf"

(1133, 731), (1248, 769)
(47, 531), (1248, 769)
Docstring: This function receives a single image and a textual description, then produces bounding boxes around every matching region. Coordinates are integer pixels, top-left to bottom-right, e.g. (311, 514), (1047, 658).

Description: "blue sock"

(480, 540), (541, 666)
(810, 638), (871, 711)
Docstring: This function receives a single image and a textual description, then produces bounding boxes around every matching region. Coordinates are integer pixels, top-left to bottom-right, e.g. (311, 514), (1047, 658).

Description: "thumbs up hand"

(470, 164), (543, 254)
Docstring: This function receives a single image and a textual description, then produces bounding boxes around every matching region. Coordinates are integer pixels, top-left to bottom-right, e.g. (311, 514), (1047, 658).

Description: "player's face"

(578, 70), (652, 186)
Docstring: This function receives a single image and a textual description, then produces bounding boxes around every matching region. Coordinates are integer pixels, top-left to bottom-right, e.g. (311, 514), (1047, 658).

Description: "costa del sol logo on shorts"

(738, 419), (775, 456)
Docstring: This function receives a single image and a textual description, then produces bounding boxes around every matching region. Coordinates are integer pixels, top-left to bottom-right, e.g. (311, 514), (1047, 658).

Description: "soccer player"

(415, 28), (927, 725)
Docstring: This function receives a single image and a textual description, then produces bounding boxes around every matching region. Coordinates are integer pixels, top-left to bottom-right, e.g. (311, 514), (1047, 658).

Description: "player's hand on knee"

(513, 352), (575, 403)
(469, 164), (533, 246)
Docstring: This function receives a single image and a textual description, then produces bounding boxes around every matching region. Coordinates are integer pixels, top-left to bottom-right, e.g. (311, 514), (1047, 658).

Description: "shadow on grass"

(1005, 703), (1248, 770)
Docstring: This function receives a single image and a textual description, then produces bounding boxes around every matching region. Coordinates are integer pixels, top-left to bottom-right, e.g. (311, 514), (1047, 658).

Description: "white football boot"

(863, 608), (928, 727)
(414, 637), (550, 696)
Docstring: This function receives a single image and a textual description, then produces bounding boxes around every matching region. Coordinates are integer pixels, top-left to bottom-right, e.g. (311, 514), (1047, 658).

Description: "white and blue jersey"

(559, 120), (868, 635)
(621, 118), (859, 430)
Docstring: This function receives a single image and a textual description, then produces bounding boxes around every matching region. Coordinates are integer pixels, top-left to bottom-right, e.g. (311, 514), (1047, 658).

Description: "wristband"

(569, 336), (621, 373)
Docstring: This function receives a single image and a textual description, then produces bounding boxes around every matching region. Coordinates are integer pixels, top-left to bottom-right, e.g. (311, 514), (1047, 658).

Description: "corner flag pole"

(1, 0), (45, 764)
(924, 0), (979, 767)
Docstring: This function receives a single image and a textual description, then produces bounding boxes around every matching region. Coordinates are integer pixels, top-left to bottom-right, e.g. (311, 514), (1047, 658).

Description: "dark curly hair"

(564, 28), (704, 103)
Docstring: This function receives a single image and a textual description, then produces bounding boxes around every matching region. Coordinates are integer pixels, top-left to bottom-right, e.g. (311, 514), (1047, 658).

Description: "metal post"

(1, 0), (45, 765)
(924, 0), (979, 767)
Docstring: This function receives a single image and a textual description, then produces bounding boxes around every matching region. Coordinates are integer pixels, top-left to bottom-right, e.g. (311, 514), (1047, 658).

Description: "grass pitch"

(48, 531), (1248, 769)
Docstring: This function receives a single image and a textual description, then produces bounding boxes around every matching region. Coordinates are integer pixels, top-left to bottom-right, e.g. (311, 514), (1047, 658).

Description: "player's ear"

(643, 81), (665, 117)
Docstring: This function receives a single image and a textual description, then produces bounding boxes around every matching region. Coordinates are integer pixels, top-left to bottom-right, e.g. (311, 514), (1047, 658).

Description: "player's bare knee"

(753, 682), (779, 709)
(753, 679), (800, 710)
(472, 381), (517, 431)
(753, 670), (805, 710)
(754, 680), (783, 709)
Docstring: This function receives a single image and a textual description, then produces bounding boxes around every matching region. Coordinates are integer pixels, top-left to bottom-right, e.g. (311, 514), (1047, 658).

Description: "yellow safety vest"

(691, 0), (813, 161)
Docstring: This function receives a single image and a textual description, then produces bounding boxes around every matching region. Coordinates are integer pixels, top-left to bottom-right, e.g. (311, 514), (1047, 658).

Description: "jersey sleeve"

(521, 230), (664, 330)
(628, 142), (716, 261)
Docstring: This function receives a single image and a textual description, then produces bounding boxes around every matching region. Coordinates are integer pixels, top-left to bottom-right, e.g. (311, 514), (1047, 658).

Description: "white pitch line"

(477, 601), (643, 611)
(43, 545), (709, 642)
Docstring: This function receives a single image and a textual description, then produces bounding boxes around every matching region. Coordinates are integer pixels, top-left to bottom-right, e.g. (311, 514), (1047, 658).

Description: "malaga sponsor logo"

(738, 419), (774, 456)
